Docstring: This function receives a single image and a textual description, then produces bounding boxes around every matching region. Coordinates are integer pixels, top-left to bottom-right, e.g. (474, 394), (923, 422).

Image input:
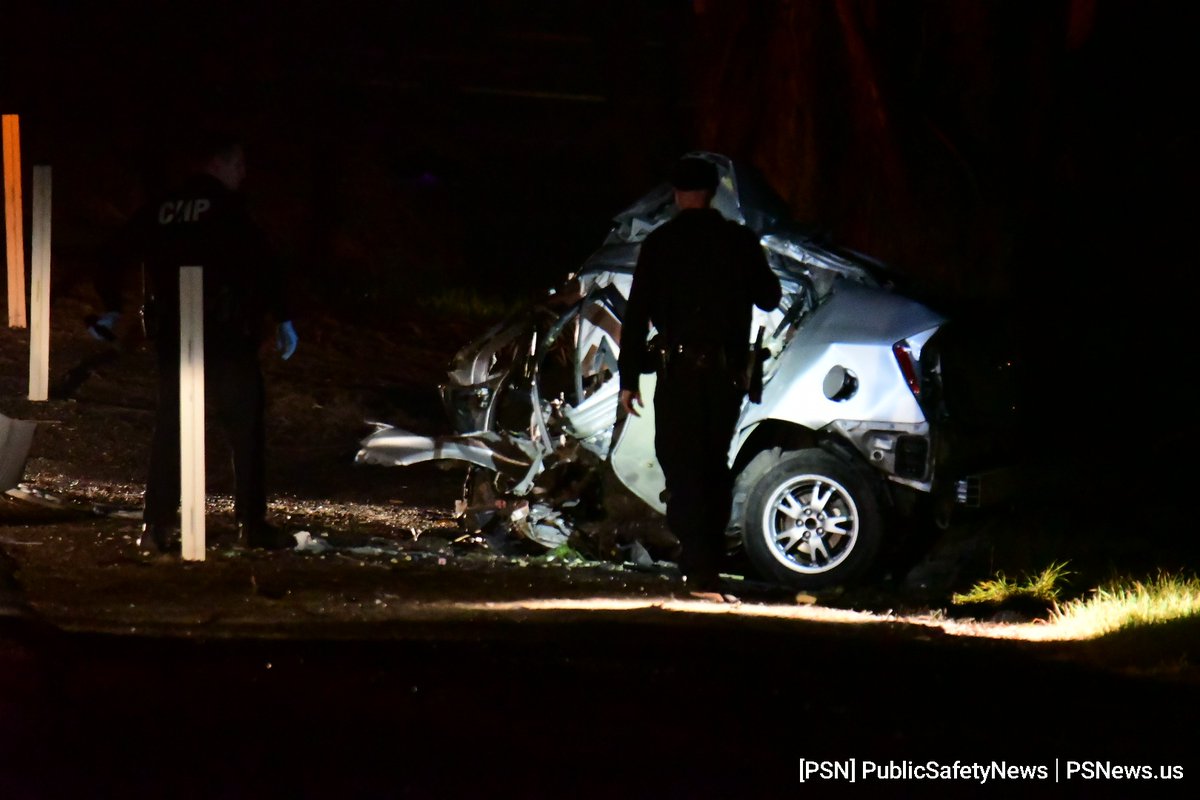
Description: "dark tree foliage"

(688, 0), (1192, 310)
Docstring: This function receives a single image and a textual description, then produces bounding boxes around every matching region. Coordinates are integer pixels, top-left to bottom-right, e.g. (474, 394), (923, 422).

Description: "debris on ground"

(293, 531), (331, 554)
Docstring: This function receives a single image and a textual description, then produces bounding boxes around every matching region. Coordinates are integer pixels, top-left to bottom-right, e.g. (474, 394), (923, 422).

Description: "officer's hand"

(619, 389), (643, 418)
(275, 320), (298, 360)
(86, 311), (121, 342)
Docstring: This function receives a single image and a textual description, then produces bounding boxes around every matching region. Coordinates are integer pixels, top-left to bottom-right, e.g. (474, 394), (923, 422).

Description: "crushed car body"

(357, 153), (1018, 588)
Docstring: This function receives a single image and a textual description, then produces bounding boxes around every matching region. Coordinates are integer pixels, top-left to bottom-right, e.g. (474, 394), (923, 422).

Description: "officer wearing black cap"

(618, 156), (781, 593)
(98, 133), (297, 553)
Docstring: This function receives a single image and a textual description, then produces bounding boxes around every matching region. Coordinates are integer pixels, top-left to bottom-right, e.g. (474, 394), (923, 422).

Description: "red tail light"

(892, 341), (921, 397)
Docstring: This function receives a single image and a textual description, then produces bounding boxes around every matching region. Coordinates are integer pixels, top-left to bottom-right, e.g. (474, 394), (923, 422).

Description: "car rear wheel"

(742, 449), (883, 589)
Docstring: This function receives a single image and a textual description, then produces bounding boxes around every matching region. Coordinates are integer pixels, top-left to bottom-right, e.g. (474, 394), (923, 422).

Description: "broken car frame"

(357, 153), (1019, 588)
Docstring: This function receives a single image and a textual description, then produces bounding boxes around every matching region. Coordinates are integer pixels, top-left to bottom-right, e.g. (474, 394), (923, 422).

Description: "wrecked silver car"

(357, 153), (1017, 588)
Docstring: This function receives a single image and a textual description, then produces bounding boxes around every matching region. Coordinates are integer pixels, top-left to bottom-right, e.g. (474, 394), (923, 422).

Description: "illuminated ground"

(2, 556), (1196, 797)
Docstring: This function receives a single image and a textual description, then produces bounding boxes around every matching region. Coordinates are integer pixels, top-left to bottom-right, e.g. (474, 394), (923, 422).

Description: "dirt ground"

(0, 285), (759, 635)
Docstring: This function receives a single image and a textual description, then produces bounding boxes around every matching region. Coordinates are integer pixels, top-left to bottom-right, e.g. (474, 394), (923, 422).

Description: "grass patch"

(1049, 572), (1200, 638)
(542, 543), (589, 564)
(952, 561), (1072, 606)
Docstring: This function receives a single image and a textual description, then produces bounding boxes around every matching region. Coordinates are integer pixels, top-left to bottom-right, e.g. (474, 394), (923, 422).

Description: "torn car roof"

(580, 152), (886, 289)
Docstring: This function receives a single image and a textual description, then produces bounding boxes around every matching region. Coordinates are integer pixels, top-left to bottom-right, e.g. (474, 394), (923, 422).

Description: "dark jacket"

(99, 173), (288, 353)
(618, 208), (781, 391)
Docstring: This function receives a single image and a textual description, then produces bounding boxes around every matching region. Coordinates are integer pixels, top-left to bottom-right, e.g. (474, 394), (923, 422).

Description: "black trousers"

(653, 360), (744, 584)
(144, 343), (267, 527)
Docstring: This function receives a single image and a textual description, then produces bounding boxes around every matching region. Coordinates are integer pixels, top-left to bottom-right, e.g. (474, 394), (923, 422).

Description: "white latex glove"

(87, 311), (121, 341)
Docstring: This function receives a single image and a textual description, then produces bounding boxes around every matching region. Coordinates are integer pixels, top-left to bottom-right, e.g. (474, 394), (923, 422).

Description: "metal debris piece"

(293, 531), (331, 554)
(6, 482), (143, 519)
(0, 413), (38, 492)
(509, 503), (571, 548)
(345, 546), (388, 557)
(621, 541), (654, 568)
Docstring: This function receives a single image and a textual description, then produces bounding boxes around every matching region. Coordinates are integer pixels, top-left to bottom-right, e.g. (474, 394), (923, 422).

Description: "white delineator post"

(28, 165), (51, 401)
(179, 266), (206, 561)
(3, 114), (26, 329)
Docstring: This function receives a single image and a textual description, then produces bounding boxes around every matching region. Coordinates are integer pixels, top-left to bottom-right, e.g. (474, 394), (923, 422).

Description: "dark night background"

(1, 0), (1196, 483)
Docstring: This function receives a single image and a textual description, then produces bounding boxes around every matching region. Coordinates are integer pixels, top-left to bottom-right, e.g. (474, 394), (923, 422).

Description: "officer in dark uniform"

(98, 134), (298, 552)
(618, 156), (781, 592)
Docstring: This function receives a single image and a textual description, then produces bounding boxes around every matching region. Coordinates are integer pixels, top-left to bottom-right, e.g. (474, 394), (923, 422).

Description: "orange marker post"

(3, 114), (26, 328)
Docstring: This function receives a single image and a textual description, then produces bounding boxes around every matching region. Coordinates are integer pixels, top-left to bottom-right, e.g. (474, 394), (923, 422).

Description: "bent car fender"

(740, 282), (943, 433)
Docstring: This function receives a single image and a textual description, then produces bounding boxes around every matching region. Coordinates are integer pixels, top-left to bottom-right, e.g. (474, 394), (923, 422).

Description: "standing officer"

(618, 156), (781, 593)
(98, 133), (298, 553)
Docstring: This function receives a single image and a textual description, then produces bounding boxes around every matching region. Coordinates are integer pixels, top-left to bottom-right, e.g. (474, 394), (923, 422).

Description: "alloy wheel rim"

(761, 473), (859, 574)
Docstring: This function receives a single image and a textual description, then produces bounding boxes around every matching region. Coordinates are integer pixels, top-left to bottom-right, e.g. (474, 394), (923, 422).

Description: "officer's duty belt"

(660, 342), (727, 372)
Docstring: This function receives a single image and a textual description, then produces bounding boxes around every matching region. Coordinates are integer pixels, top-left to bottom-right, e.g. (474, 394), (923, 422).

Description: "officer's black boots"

(239, 521), (292, 550)
(140, 521), (291, 553)
(139, 523), (181, 555)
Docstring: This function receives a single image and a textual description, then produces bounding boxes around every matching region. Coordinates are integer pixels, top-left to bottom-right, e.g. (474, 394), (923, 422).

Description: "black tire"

(741, 449), (883, 589)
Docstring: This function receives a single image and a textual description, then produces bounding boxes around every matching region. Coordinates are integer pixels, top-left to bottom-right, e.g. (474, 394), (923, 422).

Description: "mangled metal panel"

(603, 152), (791, 246)
(509, 501), (571, 548)
(0, 411), (35, 492)
(561, 377), (620, 457)
(760, 234), (881, 295)
(356, 426), (538, 472)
